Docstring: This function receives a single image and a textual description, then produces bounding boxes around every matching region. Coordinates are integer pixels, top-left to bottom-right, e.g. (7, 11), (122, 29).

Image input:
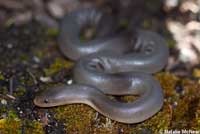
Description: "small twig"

(27, 70), (38, 85)
(94, 112), (99, 121)
(0, 94), (15, 100)
(6, 94), (16, 100)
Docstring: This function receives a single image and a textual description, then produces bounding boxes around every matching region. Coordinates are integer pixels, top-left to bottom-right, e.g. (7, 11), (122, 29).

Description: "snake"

(34, 8), (169, 123)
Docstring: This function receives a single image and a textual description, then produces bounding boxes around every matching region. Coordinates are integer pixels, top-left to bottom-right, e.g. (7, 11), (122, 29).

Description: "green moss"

(23, 120), (44, 134)
(166, 38), (176, 48)
(5, 18), (15, 28)
(142, 20), (152, 29)
(13, 86), (26, 97)
(50, 73), (173, 133)
(119, 19), (129, 29)
(0, 109), (44, 134)
(172, 80), (200, 129)
(7, 110), (18, 119)
(156, 72), (179, 97)
(51, 73), (200, 133)
(20, 72), (196, 133)
(0, 118), (21, 134)
(53, 104), (135, 133)
(19, 54), (29, 62)
(46, 28), (59, 37)
(53, 104), (96, 133)
(121, 95), (138, 103)
(53, 102), (171, 133)
(194, 101), (200, 130)
(0, 72), (5, 80)
(0, 86), (8, 94)
(19, 76), (26, 85)
(133, 104), (171, 133)
(44, 58), (74, 76)
(0, 105), (7, 115)
(0, 119), (44, 134)
(0, 110), (21, 134)
(35, 51), (45, 59)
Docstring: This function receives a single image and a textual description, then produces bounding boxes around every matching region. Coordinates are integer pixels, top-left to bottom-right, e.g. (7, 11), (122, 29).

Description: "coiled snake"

(34, 8), (169, 123)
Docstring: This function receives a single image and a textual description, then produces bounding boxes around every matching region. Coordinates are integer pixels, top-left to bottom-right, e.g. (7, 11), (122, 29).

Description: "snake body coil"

(34, 8), (169, 123)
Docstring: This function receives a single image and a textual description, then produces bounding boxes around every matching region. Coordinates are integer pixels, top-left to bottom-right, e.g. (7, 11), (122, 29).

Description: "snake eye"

(44, 99), (49, 103)
(145, 42), (155, 54)
(88, 59), (105, 71)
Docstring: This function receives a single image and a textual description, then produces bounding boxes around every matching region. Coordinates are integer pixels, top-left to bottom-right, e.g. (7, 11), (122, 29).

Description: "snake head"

(34, 85), (71, 107)
(34, 85), (90, 107)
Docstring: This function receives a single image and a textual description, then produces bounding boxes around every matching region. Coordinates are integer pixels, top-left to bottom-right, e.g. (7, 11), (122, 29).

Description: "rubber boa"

(34, 7), (169, 124)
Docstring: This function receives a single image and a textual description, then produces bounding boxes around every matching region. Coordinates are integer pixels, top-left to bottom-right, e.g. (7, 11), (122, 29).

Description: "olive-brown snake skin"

(34, 8), (169, 123)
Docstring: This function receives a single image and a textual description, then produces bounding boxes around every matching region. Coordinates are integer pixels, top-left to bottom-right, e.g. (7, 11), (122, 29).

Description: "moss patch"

(0, 72), (5, 80)
(44, 58), (74, 77)
(53, 104), (96, 133)
(0, 110), (44, 134)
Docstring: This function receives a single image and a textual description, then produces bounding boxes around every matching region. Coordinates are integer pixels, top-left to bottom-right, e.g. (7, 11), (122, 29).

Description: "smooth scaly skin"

(34, 8), (169, 123)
